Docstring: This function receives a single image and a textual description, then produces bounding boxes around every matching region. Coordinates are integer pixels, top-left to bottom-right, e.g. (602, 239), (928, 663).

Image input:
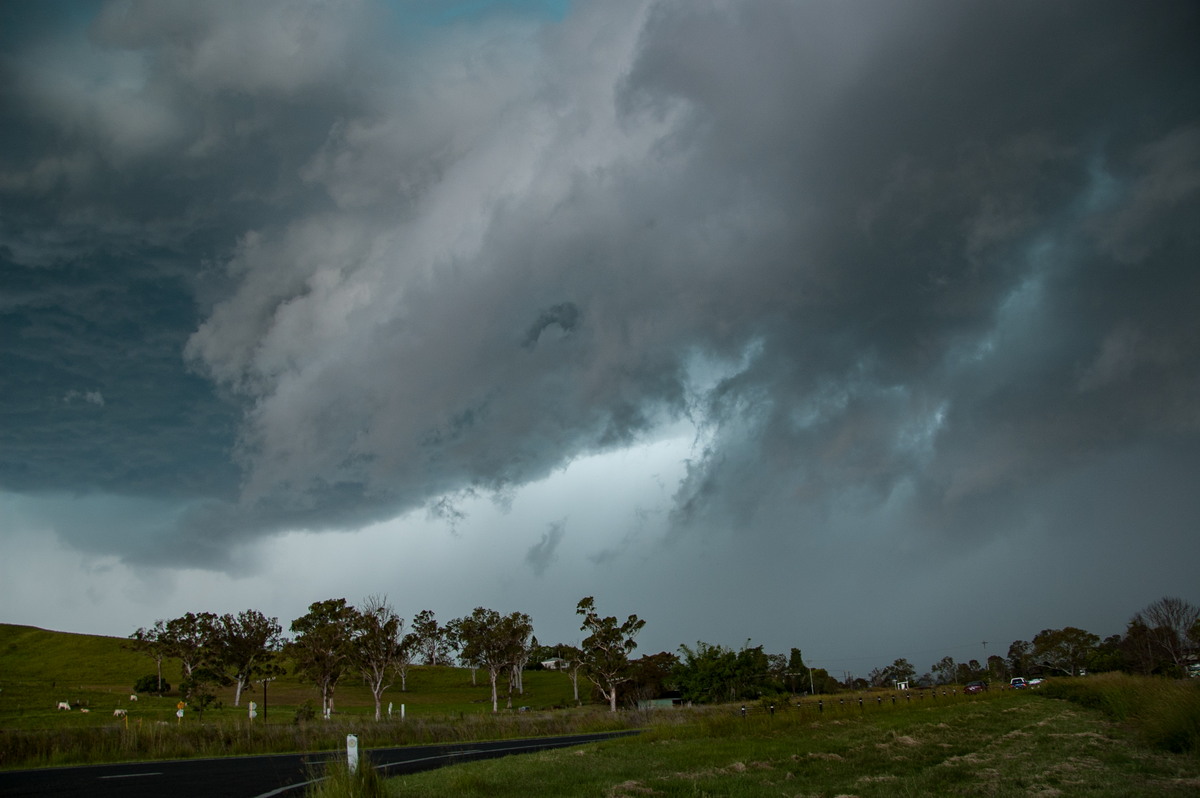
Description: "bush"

(133, 674), (170, 695)
(294, 700), (317, 724)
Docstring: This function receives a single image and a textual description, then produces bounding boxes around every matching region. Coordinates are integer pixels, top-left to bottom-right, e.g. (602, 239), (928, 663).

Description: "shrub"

(133, 674), (170, 695)
(294, 700), (317, 724)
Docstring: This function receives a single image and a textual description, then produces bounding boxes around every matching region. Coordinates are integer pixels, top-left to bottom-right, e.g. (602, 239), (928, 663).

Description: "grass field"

(0, 622), (579, 725)
(383, 691), (1200, 797)
(0, 622), (597, 769)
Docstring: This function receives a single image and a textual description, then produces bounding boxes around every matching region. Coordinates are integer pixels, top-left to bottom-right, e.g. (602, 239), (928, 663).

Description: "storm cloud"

(2, 0), (1198, 659)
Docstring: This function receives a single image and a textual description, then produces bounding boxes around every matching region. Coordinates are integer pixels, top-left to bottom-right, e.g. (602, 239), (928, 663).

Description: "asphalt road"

(0, 730), (642, 797)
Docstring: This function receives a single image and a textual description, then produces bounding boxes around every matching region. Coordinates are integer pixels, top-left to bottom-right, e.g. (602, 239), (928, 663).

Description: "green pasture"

(0, 623), (578, 729)
(0, 623), (604, 769)
(383, 689), (1200, 797)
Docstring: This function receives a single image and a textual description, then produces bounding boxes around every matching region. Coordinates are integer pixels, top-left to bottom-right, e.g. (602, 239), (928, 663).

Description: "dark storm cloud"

(2, 0), (1198, 577)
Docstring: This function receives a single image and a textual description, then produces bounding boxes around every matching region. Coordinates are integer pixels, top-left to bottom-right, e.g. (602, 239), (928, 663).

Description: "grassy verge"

(1039, 673), (1200, 754)
(384, 691), (1200, 797)
(0, 707), (641, 770)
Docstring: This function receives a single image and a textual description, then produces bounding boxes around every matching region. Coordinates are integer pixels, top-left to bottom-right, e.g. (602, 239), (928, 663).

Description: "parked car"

(1010, 677), (1027, 689)
(965, 681), (988, 694)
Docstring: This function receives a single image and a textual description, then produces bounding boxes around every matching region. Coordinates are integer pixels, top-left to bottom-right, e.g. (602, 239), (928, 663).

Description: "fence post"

(347, 734), (359, 774)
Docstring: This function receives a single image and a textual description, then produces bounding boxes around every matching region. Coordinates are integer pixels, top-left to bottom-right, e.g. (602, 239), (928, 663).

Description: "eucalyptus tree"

(409, 610), (454, 666)
(127, 619), (170, 693)
(576, 596), (645, 712)
(1032, 627), (1099, 677)
(454, 607), (532, 713)
(351, 595), (408, 721)
(163, 611), (221, 680)
(216, 609), (284, 707)
(931, 655), (956, 685)
(503, 614), (534, 707)
(554, 644), (586, 705)
(289, 598), (356, 718)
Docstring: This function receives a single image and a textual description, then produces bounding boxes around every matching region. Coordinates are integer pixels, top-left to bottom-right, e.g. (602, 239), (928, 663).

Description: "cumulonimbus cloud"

(2, 0), (1198, 571)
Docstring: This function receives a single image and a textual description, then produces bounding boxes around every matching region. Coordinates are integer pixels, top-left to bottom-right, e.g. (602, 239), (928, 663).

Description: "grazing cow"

(130, 694), (138, 701)
(57, 701), (71, 711)
(113, 709), (127, 717)
(79, 708), (90, 713)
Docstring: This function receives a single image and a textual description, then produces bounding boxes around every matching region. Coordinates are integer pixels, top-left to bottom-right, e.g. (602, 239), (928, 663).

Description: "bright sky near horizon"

(2, 0), (1198, 679)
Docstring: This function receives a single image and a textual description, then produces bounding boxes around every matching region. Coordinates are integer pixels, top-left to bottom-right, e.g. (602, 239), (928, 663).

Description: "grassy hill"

(0, 622), (579, 730)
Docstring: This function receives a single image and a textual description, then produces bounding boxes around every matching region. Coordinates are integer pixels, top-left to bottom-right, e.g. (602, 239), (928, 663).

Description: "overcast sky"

(2, 0), (1198, 680)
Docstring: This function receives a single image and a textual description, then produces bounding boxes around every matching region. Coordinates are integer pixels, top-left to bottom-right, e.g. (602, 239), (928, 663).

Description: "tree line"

(130, 594), (1198, 717)
(864, 596), (1200, 691)
(129, 596), (647, 718)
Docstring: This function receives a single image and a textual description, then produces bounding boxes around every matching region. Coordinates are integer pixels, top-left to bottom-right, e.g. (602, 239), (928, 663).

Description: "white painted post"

(387, 701), (393, 718)
(401, 703), (405, 720)
(248, 701), (258, 720)
(346, 734), (359, 774)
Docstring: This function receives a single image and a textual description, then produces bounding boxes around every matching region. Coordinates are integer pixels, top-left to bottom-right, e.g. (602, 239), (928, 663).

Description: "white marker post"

(248, 701), (257, 721)
(346, 734), (359, 774)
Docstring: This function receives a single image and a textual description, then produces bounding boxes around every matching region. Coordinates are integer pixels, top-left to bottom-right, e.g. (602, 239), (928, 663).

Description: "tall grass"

(304, 756), (388, 798)
(1040, 672), (1200, 754)
(0, 707), (644, 769)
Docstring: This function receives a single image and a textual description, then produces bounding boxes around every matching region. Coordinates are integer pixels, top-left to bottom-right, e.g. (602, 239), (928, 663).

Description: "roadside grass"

(385, 691), (1200, 797)
(1040, 672), (1200, 754)
(305, 756), (388, 798)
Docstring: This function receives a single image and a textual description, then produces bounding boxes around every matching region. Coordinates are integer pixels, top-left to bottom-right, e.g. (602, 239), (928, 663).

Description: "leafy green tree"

(454, 607), (530, 713)
(1089, 634), (1128, 674)
(882, 658), (917, 686)
(127, 619), (170, 693)
(215, 609), (283, 707)
(409, 610), (454, 666)
(351, 595), (409, 721)
(288, 598), (356, 718)
(180, 665), (227, 719)
(163, 612), (221, 680)
(675, 641), (737, 703)
(1122, 617), (1165, 675)
(548, 643), (587, 704)
(576, 596), (645, 712)
(504, 615), (535, 704)
(626, 651), (679, 705)
(786, 648), (815, 694)
(809, 667), (841, 694)
(1032, 627), (1099, 676)
(1007, 640), (1033, 677)
(932, 656), (956, 685)
(986, 654), (1009, 682)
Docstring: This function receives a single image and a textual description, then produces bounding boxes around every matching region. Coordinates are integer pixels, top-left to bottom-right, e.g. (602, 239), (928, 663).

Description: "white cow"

(113, 708), (127, 717)
(129, 694), (139, 701)
(56, 701), (70, 711)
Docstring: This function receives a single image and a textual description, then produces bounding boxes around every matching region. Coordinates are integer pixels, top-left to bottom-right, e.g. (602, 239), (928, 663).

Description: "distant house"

(637, 692), (685, 710)
(540, 658), (568, 670)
